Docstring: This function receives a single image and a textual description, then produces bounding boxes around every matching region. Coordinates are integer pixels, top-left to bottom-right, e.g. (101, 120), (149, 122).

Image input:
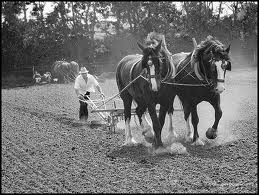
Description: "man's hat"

(79, 67), (89, 74)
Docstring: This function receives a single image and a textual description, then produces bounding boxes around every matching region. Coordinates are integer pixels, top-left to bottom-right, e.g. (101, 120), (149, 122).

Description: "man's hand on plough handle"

(78, 94), (85, 101)
(100, 93), (105, 98)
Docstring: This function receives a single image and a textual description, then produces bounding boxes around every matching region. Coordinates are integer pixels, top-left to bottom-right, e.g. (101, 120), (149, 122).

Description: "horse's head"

(197, 36), (231, 94)
(137, 40), (168, 91)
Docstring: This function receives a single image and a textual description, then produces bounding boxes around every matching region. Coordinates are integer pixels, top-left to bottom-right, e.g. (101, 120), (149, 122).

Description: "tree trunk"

(90, 2), (97, 62)
(71, 2), (75, 29)
(91, 2), (96, 41)
(183, 2), (189, 29)
(115, 10), (121, 35)
(132, 6), (138, 33)
(84, 3), (90, 36)
(127, 10), (133, 32)
(217, 2), (222, 23)
(199, 2), (202, 25)
(232, 1), (239, 27)
(23, 2), (27, 22)
(38, 2), (44, 20)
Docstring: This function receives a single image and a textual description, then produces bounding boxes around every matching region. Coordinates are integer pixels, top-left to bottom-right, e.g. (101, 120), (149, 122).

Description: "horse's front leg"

(191, 105), (204, 146)
(206, 94), (222, 139)
(141, 112), (154, 143)
(122, 94), (137, 146)
(147, 103), (164, 150)
(159, 103), (178, 144)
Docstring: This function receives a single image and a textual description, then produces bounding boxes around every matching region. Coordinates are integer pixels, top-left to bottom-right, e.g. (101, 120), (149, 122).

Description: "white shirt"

(74, 74), (99, 94)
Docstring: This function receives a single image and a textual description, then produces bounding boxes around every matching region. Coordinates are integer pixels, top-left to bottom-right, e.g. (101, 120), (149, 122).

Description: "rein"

(161, 55), (213, 88)
(209, 55), (227, 83)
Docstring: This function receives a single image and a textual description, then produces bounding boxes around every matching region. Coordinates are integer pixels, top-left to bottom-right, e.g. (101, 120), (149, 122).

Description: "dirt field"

(2, 67), (257, 193)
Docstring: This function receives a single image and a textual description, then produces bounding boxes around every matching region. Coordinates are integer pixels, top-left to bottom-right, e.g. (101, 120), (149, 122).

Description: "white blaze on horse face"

(150, 65), (158, 91)
(215, 60), (226, 93)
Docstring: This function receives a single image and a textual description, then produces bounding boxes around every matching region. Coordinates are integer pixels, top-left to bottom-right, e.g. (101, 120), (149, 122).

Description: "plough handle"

(95, 75), (147, 109)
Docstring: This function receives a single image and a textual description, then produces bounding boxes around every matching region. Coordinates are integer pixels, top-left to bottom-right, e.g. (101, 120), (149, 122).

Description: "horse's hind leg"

(182, 100), (193, 143)
(147, 104), (163, 149)
(121, 92), (137, 146)
(164, 95), (179, 144)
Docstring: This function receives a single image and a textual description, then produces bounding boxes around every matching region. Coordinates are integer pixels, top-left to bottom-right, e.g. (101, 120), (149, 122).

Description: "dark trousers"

(79, 91), (90, 120)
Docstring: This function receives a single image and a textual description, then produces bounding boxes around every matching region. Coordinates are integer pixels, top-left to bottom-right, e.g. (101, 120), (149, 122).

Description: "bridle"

(145, 50), (166, 79)
(161, 48), (231, 89)
(208, 50), (231, 83)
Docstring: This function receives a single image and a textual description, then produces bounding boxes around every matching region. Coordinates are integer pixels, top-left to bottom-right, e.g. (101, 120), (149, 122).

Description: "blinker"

(221, 61), (231, 71)
(226, 61), (231, 71)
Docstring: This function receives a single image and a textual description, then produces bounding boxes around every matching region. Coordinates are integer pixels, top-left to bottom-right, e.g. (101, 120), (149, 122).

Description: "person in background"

(33, 70), (42, 83)
(145, 32), (176, 77)
(74, 67), (104, 121)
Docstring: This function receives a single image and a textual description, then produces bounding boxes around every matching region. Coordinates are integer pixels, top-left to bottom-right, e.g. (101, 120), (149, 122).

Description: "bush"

(2, 74), (33, 88)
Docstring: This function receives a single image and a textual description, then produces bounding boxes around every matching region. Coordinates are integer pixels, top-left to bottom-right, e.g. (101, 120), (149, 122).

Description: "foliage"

(1, 1), (257, 78)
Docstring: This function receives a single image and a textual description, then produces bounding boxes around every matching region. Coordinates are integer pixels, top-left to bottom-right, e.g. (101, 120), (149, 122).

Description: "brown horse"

(116, 41), (173, 153)
(159, 35), (232, 146)
(52, 60), (79, 83)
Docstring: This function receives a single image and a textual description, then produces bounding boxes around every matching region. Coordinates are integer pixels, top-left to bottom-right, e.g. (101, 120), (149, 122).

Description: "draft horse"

(159, 35), (232, 146)
(116, 40), (173, 152)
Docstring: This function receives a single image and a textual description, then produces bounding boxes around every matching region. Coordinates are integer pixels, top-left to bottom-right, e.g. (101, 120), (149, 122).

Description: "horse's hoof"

(191, 138), (204, 146)
(167, 143), (188, 155)
(142, 129), (154, 143)
(206, 128), (218, 139)
(123, 137), (138, 146)
(152, 146), (169, 155)
(144, 134), (154, 143)
(185, 134), (193, 143)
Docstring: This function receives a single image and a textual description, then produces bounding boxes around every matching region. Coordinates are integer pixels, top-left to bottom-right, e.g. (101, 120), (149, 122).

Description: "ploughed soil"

(1, 67), (257, 193)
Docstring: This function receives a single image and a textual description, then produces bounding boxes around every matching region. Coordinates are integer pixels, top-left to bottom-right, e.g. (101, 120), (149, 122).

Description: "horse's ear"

(226, 44), (231, 53)
(155, 40), (162, 52)
(137, 42), (145, 51)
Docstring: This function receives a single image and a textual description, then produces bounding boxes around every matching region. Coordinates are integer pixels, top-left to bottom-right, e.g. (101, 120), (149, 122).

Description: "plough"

(81, 95), (183, 132)
(79, 75), (183, 132)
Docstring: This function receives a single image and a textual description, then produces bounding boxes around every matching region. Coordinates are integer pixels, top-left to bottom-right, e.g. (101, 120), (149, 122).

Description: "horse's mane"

(191, 35), (225, 80)
(195, 35), (225, 59)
